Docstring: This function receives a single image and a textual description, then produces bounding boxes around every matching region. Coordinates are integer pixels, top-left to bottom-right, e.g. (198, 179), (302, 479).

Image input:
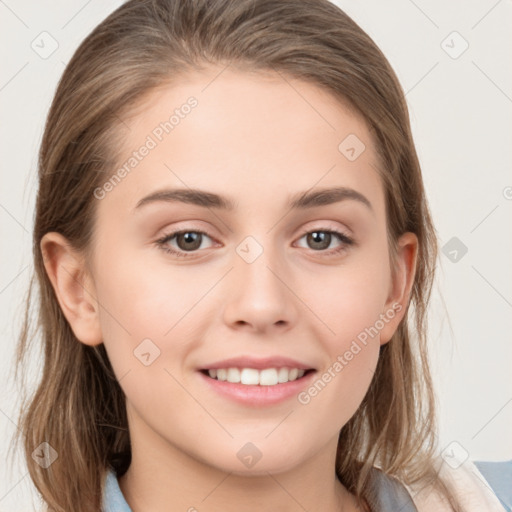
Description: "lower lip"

(198, 370), (317, 407)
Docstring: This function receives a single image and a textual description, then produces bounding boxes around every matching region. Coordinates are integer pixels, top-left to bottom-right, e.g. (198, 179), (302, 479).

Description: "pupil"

(308, 231), (330, 250)
(180, 232), (201, 250)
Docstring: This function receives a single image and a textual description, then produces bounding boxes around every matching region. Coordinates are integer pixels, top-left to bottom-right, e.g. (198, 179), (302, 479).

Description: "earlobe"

(379, 232), (418, 345)
(40, 232), (103, 346)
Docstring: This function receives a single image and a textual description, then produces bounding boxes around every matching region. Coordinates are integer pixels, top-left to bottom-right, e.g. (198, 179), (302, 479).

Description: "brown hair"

(13, 0), (460, 510)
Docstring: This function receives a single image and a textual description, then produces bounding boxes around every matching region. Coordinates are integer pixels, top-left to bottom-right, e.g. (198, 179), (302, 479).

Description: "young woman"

(14, 1), (507, 511)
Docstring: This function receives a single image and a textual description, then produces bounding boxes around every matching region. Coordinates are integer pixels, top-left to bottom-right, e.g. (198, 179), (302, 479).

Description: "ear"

(379, 232), (418, 346)
(40, 232), (103, 346)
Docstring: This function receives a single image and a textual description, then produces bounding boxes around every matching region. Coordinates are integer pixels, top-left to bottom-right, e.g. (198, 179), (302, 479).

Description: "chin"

(204, 449), (304, 477)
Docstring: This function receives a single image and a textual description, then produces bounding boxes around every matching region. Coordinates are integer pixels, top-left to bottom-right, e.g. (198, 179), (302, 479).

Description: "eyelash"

(155, 227), (354, 258)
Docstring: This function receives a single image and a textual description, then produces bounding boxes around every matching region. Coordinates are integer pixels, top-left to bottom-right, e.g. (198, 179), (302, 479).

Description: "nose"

(222, 245), (299, 334)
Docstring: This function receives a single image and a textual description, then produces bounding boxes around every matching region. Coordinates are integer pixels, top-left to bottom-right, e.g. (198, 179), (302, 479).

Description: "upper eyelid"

(157, 225), (353, 247)
(157, 218), (353, 237)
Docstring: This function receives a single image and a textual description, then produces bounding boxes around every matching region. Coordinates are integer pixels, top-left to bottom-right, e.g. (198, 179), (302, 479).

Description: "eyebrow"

(134, 186), (373, 212)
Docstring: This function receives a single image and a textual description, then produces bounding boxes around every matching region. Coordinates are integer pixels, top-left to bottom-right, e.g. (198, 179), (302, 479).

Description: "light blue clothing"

(102, 460), (511, 511)
(474, 460), (512, 512)
(103, 470), (132, 512)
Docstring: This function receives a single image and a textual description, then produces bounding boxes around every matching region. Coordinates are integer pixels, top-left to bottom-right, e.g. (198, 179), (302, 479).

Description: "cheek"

(296, 253), (389, 418)
(306, 251), (391, 342)
(91, 247), (207, 385)
(298, 293), (382, 433)
(93, 255), (205, 421)
(94, 250), (206, 337)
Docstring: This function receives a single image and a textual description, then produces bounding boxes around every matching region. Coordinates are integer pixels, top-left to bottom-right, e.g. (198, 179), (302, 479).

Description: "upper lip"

(200, 356), (316, 371)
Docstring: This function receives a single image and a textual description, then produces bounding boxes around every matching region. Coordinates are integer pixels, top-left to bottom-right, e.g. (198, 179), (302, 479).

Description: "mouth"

(199, 367), (316, 386)
(198, 365), (318, 407)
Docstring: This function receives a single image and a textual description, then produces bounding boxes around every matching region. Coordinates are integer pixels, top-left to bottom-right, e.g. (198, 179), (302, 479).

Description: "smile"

(202, 367), (312, 385)
(198, 367), (317, 407)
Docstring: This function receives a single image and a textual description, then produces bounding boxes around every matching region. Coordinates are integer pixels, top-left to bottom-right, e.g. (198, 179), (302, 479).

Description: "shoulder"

(474, 459), (512, 511)
(402, 457), (508, 512)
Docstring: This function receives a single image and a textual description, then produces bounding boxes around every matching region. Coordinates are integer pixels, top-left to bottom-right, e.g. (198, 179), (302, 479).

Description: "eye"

(155, 229), (216, 257)
(155, 227), (354, 259)
(295, 228), (354, 256)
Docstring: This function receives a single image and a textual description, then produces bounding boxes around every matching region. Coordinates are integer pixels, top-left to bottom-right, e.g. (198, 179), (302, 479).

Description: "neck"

(118, 414), (360, 512)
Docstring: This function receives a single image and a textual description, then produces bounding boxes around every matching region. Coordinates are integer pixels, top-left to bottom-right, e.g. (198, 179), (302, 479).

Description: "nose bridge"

(235, 233), (287, 299)
(222, 232), (297, 331)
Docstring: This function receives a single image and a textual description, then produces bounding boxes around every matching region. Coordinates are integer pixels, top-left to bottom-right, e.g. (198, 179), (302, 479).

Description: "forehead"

(97, 67), (384, 218)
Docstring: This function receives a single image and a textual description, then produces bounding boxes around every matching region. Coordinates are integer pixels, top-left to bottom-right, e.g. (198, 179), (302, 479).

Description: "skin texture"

(41, 67), (417, 512)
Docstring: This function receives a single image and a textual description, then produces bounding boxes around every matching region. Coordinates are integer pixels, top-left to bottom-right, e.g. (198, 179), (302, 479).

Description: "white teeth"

(289, 368), (299, 381)
(227, 367), (241, 383)
(206, 367), (308, 385)
(259, 368), (278, 386)
(277, 367), (289, 383)
(240, 368), (259, 385)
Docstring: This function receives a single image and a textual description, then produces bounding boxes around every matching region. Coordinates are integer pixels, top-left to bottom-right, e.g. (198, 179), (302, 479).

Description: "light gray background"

(1, 0), (511, 509)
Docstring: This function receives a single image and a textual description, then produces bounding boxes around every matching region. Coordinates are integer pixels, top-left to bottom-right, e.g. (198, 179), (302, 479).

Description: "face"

(46, 67), (416, 477)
